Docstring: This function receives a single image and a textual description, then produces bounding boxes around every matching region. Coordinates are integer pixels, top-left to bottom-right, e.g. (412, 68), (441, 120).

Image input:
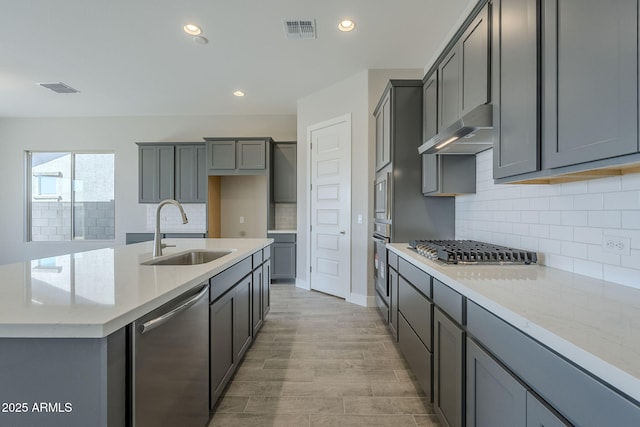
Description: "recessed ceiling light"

(183, 24), (202, 36)
(233, 91), (245, 97)
(338, 19), (356, 32)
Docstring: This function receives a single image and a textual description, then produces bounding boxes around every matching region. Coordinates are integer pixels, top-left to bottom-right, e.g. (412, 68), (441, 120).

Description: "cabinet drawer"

(467, 301), (640, 426)
(398, 276), (433, 351)
(398, 258), (432, 298)
(252, 251), (263, 268)
(398, 312), (433, 399)
(209, 257), (252, 302)
(433, 279), (463, 325)
(263, 245), (271, 260)
(269, 233), (296, 243)
(388, 251), (399, 271)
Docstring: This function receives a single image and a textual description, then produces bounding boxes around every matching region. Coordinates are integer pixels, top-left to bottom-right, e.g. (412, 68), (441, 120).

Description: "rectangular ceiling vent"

(38, 82), (80, 94)
(283, 19), (316, 39)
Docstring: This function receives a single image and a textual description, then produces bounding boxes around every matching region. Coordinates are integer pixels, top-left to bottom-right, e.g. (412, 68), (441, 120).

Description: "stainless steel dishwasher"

(131, 283), (209, 427)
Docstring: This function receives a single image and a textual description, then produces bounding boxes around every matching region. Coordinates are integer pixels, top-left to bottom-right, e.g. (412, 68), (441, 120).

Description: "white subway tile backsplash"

(573, 227), (603, 245)
(540, 211), (562, 225)
(455, 149), (640, 289)
(145, 203), (206, 233)
(561, 211), (588, 227)
(587, 176), (621, 193)
(621, 212), (640, 230)
(588, 211), (622, 228)
(603, 191), (640, 210)
(573, 194), (604, 210)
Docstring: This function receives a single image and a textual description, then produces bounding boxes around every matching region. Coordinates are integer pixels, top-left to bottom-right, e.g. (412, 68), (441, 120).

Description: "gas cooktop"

(409, 240), (537, 265)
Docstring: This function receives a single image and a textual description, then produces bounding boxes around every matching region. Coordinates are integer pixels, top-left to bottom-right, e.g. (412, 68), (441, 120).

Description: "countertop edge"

(0, 238), (272, 339)
(387, 243), (640, 405)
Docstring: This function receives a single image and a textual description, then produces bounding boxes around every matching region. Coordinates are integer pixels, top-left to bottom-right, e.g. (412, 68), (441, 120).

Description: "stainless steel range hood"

(418, 103), (493, 155)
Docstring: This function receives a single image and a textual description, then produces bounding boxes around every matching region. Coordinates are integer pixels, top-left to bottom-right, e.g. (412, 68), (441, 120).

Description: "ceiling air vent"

(283, 19), (316, 39)
(38, 82), (80, 94)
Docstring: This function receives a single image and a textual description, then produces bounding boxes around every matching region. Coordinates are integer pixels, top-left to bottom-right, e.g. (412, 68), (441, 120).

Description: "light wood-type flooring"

(208, 284), (441, 427)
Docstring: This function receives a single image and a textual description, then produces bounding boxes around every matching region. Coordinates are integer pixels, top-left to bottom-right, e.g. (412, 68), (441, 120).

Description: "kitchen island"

(0, 238), (271, 427)
(388, 243), (640, 426)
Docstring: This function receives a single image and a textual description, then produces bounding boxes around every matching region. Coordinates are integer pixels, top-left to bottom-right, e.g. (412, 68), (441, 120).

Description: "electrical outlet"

(602, 235), (630, 255)
(239, 216), (245, 224)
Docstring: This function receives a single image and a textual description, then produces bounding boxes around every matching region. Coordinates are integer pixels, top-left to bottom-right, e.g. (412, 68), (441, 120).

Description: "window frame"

(25, 150), (116, 243)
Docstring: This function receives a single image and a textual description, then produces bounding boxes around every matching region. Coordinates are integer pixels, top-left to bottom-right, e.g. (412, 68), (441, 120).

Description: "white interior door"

(308, 114), (351, 299)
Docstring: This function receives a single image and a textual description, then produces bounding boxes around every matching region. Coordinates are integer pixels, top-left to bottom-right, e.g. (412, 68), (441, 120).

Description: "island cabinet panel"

(542, 0), (638, 169)
(492, 0), (540, 179)
(526, 391), (572, 427)
(252, 268), (263, 335)
(210, 288), (236, 406)
(0, 328), (127, 427)
(466, 337), (527, 427)
(262, 247), (271, 317)
(233, 276), (253, 361)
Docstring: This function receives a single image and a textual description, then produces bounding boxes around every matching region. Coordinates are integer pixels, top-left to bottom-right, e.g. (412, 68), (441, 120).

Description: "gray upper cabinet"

(272, 143), (297, 203)
(175, 145), (207, 203)
(542, 0), (638, 169)
(423, 72), (438, 143)
(438, 3), (490, 131)
(139, 145), (175, 203)
(422, 154), (476, 196)
(206, 140), (236, 170)
(438, 48), (461, 130)
(205, 138), (270, 175)
(492, 0), (539, 179)
(237, 140), (266, 169)
(375, 91), (392, 171)
(460, 4), (490, 116)
(138, 143), (206, 204)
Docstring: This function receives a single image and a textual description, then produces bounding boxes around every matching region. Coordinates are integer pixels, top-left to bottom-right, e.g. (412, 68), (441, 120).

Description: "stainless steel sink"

(142, 250), (232, 266)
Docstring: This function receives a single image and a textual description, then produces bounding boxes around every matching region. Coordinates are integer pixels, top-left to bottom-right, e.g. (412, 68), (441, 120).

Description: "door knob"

(340, 230), (346, 235)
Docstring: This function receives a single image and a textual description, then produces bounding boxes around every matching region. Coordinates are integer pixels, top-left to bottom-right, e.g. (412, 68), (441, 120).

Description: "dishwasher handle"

(140, 285), (209, 335)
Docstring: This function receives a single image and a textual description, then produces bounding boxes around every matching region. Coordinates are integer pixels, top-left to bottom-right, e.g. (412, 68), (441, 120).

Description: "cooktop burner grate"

(409, 240), (537, 265)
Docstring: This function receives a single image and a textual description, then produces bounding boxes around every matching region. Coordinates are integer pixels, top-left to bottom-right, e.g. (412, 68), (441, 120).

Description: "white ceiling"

(0, 0), (471, 118)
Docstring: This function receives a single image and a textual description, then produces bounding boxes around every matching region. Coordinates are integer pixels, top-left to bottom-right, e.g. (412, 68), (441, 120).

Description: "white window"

(26, 151), (115, 242)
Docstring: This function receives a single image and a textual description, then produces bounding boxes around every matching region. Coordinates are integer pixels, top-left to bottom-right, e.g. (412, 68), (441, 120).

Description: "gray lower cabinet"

(205, 138), (270, 175)
(526, 391), (571, 427)
(209, 251), (269, 409)
(396, 261), (433, 399)
(262, 247), (271, 317)
(466, 337), (526, 427)
(270, 233), (296, 280)
(434, 307), (464, 427)
(272, 142), (297, 203)
(542, 0), (638, 169)
(467, 337), (571, 427)
(388, 265), (398, 339)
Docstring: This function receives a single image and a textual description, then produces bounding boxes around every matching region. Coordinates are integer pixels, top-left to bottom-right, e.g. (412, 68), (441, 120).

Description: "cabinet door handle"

(140, 285), (209, 334)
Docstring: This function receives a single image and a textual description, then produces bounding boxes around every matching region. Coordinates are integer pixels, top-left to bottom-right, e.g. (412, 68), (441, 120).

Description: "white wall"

(296, 68), (421, 304)
(0, 115), (296, 264)
(456, 150), (640, 289)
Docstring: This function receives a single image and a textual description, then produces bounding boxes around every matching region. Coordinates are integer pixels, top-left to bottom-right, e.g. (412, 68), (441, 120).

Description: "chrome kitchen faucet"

(153, 199), (188, 257)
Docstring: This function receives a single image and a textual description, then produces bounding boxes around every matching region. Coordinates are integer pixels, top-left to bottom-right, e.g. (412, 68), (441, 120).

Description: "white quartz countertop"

(388, 243), (640, 404)
(0, 238), (272, 339)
